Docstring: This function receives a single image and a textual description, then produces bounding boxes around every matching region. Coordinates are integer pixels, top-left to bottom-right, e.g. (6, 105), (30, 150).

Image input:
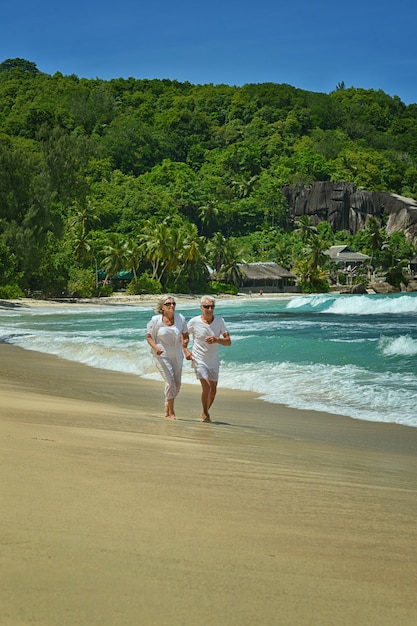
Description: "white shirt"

(146, 313), (188, 358)
(187, 315), (229, 368)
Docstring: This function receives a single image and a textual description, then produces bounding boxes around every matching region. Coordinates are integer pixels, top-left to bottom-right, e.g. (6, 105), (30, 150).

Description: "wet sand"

(1, 342), (417, 625)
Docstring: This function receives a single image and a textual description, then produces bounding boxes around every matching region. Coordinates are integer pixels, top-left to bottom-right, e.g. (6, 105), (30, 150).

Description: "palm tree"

(70, 199), (100, 234)
(72, 225), (92, 267)
(292, 232), (329, 291)
(206, 232), (228, 272)
(125, 238), (143, 282)
(307, 233), (328, 271)
(70, 199), (101, 270)
(215, 237), (245, 287)
(231, 175), (258, 199)
(174, 223), (207, 289)
(365, 216), (384, 277)
(197, 200), (220, 237)
(140, 220), (177, 284)
(101, 234), (130, 284)
(294, 215), (318, 244)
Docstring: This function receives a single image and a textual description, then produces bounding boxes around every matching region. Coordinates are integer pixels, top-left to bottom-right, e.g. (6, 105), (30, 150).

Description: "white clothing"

(193, 362), (220, 382)
(146, 313), (188, 400)
(187, 315), (229, 380)
(146, 313), (188, 358)
(152, 353), (183, 401)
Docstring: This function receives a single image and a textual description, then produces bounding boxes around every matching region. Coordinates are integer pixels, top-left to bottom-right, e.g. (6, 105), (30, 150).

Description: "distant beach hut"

(324, 245), (370, 268)
(324, 245), (371, 285)
(237, 262), (298, 294)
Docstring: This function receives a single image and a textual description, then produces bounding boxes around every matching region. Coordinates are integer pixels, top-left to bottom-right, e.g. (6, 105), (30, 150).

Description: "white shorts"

(193, 361), (220, 382)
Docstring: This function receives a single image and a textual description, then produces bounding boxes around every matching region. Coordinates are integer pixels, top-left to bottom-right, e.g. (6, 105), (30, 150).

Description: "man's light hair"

(200, 295), (215, 305)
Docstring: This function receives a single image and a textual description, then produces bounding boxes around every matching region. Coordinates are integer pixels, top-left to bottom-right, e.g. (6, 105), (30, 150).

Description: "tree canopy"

(1, 58), (417, 297)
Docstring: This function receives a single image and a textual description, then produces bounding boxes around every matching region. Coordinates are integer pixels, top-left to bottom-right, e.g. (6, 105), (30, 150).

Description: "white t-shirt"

(187, 315), (229, 368)
(146, 313), (188, 358)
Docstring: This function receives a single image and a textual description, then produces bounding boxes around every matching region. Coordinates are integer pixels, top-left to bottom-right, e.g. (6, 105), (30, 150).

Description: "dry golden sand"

(1, 340), (417, 625)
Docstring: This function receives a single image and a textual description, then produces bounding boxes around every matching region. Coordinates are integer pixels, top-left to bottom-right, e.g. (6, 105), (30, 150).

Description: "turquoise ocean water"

(1, 292), (417, 428)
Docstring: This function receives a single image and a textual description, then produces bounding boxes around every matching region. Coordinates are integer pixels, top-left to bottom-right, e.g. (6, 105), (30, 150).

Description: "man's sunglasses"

(202, 304), (215, 309)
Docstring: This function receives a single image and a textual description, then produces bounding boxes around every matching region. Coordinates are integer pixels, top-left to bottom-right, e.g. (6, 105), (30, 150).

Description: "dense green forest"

(1, 57), (417, 298)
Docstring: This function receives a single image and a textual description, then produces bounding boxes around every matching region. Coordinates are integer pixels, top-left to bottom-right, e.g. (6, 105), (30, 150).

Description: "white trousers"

(153, 354), (183, 401)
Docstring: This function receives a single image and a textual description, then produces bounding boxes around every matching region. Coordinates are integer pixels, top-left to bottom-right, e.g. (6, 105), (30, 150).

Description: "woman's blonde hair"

(155, 295), (176, 314)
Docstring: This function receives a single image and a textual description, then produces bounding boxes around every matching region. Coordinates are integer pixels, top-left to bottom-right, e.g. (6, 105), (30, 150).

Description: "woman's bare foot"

(165, 399), (176, 418)
(201, 413), (211, 422)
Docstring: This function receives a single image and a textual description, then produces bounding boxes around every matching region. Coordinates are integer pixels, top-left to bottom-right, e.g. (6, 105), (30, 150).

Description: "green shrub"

(0, 284), (25, 299)
(92, 284), (113, 297)
(126, 272), (162, 295)
(67, 269), (96, 298)
(299, 278), (330, 293)
(385, 265), (408, 289)
(210, 281), (238, 295)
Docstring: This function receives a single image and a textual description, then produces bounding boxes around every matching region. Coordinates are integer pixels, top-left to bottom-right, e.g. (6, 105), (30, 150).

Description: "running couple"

(146, 295), (231, 422)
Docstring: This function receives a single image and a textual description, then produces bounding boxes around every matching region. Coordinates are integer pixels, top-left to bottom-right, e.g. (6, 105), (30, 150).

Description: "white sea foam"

(5, 332), (156, 377)
(286, 293), (417, 316)
(286, 294), (332, 310)
(379, 335), (417, 357)
(8, 328), (417, 427)
(328, 295), (417, 315)
(214, 360), (417, 427)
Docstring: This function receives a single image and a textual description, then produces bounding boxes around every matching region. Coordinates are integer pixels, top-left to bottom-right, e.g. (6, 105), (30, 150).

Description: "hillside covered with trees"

(1, 57), (417, 297)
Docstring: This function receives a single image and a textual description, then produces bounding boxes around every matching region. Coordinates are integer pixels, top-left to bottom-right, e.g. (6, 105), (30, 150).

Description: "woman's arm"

(146, 333), (163, 355)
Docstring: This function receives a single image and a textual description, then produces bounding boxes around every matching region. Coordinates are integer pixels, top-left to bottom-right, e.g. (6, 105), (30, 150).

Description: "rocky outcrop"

(340, 283), (368, 295)
(369, 281), (400, 293)
(406, 279), (417, 292)
(282, 182), (417, 239)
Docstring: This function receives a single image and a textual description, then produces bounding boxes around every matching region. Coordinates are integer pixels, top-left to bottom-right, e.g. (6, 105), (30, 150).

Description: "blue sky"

(2, 0), (417, 104)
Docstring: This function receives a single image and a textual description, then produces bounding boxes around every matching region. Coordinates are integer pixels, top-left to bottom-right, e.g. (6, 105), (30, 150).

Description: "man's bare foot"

(165, 414), (176, 420)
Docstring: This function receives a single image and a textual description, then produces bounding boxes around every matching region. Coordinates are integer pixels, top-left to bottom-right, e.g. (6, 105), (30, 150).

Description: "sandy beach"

(1, 321), (417, 624)
(1, 291), (302, 310)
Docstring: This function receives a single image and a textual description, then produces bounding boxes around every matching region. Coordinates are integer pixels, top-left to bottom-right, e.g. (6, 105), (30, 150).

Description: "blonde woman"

(146, 296), (189, 419)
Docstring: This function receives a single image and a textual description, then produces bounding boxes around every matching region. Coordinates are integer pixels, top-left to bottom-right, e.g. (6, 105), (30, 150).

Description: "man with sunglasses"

(184, 295), (231, 422)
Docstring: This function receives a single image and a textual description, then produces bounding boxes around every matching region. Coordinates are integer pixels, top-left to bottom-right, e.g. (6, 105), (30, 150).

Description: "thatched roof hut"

(237, 262), (298, 293)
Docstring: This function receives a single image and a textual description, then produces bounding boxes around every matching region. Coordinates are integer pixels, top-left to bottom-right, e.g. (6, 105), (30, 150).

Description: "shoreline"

(2, 292), (416, 433)
(1, 342), (417, 625)
(1, 291), (304, 309)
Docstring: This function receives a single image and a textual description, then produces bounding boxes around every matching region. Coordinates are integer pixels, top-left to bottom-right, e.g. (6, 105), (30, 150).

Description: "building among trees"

(324, 246), (370, 268)
(237, 262), (298, 294)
